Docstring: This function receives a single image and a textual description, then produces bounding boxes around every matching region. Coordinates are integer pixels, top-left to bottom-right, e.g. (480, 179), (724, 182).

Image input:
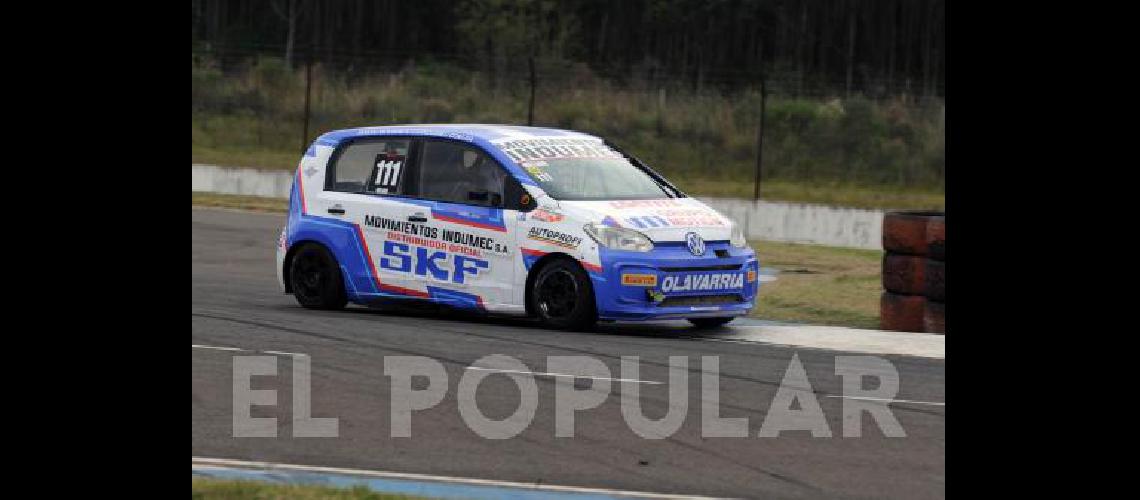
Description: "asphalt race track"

(192, 207), (945, 499)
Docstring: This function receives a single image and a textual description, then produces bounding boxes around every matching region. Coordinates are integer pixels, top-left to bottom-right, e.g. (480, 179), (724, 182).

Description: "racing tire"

(882, 254), (926, 296)
(688, 317), (735, 329)
(925, 259), (945, 302)
(882, 211), (943, 256)
(880, 292), (925, 332)
(926, 215), (946, 261)
(924, 300), (946, 334)
(530, 258), (597, 330)
(289, 243), (348, 310)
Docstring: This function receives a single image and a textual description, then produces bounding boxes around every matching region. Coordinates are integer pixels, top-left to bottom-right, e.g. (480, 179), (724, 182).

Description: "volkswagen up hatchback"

(276, 125), (758, 329)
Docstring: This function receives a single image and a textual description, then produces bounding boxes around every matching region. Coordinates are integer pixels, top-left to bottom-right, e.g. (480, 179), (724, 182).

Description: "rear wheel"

(289, 243), (347, 310)
(530, 258), (596, 330)
(688, 317), (735, 329)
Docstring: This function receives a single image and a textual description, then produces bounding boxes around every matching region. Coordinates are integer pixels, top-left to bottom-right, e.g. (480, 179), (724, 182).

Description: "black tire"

(882, 254), (926, 295)
(882, 211), (944, 256)
(530, 258), (597, 330)
(924, 259), (945, 302)
(289, 243), (347, 310)
(688, 317), (735, 329)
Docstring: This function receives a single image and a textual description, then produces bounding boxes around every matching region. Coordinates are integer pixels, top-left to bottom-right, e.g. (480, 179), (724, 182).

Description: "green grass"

(191, 194), (883, 329)
(192, 192), (288, 212)
(192, 55), (944, 211)
(673, 177), (943, 210)
(193, 145), (301, 171)
(192, 478), (429, 499)
(750, 240), (882, 329)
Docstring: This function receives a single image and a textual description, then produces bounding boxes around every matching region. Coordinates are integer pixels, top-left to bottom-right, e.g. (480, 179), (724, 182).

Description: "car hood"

(556, 198), (735, 242)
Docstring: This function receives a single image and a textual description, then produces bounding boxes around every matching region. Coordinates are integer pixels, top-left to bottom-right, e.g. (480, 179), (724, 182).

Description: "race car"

(276, 124), (759, 329)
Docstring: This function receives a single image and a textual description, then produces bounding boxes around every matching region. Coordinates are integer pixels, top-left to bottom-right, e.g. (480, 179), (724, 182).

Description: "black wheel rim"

(293, 252), (325, 299)
(536, 269), (578, 319)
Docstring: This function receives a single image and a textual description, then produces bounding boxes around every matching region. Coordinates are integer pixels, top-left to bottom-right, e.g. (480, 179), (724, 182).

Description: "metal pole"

(301, 50), (312, 155)
(752, 77), (768, 201)
(527, 57), (536, 126)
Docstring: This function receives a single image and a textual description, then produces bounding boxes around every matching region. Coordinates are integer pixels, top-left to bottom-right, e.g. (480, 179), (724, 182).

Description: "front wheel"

(530, 258), (597, 330)
(289, 243), (348, 310)
(687, 317), (735, 329)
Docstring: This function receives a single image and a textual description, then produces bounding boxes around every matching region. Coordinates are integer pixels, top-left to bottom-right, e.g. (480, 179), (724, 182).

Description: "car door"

(405, 138), (522, 312)
(318, 137), (435, 299)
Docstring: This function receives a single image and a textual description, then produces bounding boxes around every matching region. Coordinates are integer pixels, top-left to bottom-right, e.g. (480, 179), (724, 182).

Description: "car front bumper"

(590, 242), (759, 321)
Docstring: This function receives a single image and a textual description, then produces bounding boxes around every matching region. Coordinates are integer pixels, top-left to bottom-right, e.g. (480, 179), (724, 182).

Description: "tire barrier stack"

(880, 211), (945, 333)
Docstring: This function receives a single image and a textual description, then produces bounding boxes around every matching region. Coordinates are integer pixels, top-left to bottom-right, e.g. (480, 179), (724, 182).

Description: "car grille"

(657, 294), (744, 307)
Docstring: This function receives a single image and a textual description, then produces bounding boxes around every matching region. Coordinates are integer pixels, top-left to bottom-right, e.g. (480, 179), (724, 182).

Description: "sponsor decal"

(444, 131), (474, 142)
(364, 215), (510, 257)
(530, 207), (565, 222)
(527, 227), (582, 249)
(372, 153), (405, 194)
(625, 215), (669, 228)
(523, 165), (553, 182)
(610, 201), (728, 228)
(379, 241), (489, 285)
(621, 273), (658, 287)
(661, 273), (745, 293)
(747, 269), (757, 283)
(609, 200), (682, 209)
(685, 232), (706, 256)
(494, 138), (623, 162)
(625, 212), (726, 228)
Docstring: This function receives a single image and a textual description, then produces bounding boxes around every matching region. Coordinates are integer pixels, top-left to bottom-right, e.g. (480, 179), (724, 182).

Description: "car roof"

(309, 124), (601, 152)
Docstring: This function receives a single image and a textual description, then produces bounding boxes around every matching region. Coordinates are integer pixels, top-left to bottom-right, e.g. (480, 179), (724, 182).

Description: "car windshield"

(516, 157), (679, 200)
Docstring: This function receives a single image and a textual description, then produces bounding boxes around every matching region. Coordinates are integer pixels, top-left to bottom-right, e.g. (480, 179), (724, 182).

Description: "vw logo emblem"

(685, 232), (706, 256)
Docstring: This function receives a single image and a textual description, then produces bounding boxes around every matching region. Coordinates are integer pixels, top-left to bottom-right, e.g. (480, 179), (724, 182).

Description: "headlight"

(583, 223), (654, 252)
(730, 223), (747, 248)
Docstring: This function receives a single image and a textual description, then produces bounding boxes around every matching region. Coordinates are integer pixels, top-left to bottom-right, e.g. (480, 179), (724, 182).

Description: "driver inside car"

(447, 148), (503, 205)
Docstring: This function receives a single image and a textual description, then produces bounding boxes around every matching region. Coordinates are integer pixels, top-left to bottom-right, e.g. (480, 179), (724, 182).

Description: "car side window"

(417, 140), (506, 207)
(328, 139), (411, 194)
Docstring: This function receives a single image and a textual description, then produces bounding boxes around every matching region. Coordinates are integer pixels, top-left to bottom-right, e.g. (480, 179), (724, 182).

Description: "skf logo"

(621, 273), (658, 287)
(379, 241), (488, 284)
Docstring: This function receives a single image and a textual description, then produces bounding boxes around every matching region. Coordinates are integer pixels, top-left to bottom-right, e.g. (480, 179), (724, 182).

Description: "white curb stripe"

(192, 456), (731, 499)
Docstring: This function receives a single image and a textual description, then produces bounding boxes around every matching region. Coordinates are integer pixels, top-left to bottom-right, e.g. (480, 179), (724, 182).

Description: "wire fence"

(192, 44), (946, 195)
(194, 43), (945, 100)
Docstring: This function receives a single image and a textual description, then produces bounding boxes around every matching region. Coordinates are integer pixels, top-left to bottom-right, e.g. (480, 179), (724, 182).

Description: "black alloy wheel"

(531, 258), (596, 330)
(289, 243), (348, 310)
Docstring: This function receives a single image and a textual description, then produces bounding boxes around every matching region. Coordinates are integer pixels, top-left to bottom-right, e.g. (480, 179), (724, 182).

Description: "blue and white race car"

(276, 124), (759, 329)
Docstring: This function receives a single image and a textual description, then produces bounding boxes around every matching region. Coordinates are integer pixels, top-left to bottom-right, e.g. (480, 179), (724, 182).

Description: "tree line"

(191, 0), (944, 98)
